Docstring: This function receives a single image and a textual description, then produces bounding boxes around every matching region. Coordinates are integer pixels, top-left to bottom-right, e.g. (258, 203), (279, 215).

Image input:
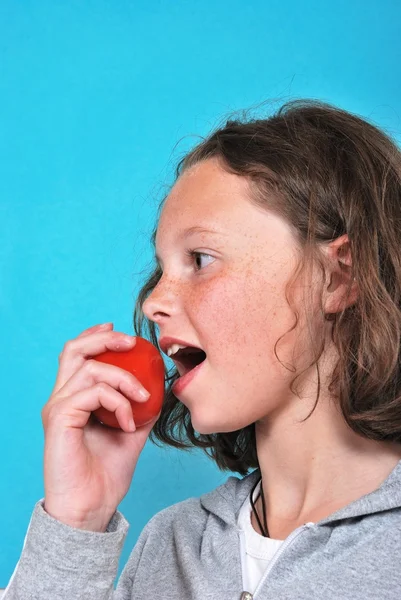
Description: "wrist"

(43, 501), (111, 532)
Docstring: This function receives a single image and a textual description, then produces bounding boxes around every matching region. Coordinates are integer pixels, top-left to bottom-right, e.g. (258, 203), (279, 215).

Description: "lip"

(172, 360), (205, 396)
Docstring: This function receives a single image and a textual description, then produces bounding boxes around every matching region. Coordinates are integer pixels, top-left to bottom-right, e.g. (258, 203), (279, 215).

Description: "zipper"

(238, 522), (314, 599)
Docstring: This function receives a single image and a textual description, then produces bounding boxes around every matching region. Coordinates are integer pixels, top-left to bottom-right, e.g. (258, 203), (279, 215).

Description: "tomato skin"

(92, 337), (165, 429)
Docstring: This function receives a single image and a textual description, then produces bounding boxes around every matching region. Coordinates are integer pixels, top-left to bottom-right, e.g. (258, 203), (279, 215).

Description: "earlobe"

(325, 273), (358, 315)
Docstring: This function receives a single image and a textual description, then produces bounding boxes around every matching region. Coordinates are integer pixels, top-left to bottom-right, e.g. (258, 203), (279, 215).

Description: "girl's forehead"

(156, 160), (299, 255)
(158, 167), (254, 234)
(168, 159), (253, 205)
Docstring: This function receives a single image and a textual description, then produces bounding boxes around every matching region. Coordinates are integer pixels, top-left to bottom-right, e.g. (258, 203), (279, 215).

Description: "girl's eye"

(185, 249), (214, 271)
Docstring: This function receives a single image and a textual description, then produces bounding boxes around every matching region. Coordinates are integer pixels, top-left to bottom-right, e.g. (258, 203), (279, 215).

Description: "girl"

(4, 99), (401, 599)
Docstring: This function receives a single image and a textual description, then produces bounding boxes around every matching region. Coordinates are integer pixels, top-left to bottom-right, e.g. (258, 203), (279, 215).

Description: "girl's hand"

(41, 323), (160, 532)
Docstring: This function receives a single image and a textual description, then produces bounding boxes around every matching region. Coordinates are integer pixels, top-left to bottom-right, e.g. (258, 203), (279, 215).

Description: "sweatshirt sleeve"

(2, 498), (145, 600)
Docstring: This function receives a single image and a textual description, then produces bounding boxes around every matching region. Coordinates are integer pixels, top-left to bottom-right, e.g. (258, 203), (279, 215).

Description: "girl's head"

(134, 99), (401, 475)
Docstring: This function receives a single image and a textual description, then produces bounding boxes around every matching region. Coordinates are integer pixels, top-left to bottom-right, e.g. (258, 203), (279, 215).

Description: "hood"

(200, 459), (401, 527)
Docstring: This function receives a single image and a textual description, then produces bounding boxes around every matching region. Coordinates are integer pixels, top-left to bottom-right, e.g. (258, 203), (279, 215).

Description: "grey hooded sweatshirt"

(3, 461), (401, 599)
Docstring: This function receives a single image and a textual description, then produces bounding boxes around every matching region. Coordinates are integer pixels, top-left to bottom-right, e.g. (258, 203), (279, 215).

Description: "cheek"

(187, 277), (240, 354)
(191, 268), (305, 382)
(188, 272), (286, 358)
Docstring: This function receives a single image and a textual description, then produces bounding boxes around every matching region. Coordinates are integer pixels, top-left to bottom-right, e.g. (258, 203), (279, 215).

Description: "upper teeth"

(166, 343), (187, 357)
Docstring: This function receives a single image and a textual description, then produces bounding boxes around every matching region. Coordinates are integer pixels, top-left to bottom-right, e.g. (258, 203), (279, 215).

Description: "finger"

(77, 323), (114, 339)
(53, 331), (136, 394)
(53, 358), (150, 408)
(47, 383), (136, 433)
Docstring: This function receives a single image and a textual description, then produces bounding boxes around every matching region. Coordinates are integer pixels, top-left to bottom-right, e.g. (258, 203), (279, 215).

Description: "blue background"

(1, 0), (400, 587)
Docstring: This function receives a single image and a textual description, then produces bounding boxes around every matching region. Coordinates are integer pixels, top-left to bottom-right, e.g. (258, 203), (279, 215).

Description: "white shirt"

(237, 478), (284, 595)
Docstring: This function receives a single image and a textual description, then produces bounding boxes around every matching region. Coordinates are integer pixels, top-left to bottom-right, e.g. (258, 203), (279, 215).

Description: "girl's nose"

(142, 279), (178, 324)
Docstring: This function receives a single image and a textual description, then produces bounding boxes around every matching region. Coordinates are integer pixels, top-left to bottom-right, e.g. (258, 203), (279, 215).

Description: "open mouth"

(171, 347), (207, 376)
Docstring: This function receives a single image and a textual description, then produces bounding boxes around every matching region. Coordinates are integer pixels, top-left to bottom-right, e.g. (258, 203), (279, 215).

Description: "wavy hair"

(133, 99), (401, 476)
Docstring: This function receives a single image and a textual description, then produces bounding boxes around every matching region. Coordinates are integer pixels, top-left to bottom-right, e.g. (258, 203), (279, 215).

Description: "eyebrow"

(155, 226), (225, 265)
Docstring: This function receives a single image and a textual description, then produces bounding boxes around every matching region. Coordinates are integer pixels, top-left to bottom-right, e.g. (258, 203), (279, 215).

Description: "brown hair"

(133, 99), (401, 476)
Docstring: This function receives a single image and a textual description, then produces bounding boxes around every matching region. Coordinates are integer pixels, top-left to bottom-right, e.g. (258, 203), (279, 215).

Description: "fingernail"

(99, 322), (113, 328)
(139, 388), (150, 401)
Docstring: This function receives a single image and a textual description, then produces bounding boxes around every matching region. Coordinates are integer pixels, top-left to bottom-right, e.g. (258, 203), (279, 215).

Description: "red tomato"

(92, 337), (165, 429)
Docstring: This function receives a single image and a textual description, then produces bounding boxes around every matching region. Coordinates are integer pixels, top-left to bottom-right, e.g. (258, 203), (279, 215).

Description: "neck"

(254, 389), (401, 539)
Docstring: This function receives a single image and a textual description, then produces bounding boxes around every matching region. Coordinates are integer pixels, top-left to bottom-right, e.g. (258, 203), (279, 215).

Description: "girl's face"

(143, 158), (323, 434)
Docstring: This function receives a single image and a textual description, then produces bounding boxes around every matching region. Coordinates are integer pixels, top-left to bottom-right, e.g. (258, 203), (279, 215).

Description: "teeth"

(166, 343), (187, 357)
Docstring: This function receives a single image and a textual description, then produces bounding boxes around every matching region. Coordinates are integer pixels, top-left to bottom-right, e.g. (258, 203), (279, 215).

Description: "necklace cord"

(249, 474), (269, 538)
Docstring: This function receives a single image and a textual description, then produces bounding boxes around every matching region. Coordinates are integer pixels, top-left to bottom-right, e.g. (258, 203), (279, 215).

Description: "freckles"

(187, 278), (225, 318)
(193, 277), (239, 346)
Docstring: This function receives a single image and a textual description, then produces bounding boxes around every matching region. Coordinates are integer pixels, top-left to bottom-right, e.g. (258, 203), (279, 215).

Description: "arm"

(3, 499), (133, 600)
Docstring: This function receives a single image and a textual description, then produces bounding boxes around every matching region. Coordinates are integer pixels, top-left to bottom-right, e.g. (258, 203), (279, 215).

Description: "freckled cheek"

(189, 272), (294, 373)
(187, 277), (262, 358)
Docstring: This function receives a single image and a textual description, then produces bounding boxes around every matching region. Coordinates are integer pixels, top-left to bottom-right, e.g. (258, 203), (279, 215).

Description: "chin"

(190, 411), (250, 436)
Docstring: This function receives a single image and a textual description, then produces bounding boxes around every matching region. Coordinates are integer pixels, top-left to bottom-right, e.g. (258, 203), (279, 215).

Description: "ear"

(323, 234), (358, 315)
